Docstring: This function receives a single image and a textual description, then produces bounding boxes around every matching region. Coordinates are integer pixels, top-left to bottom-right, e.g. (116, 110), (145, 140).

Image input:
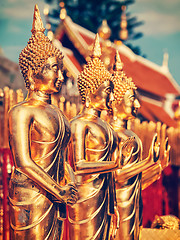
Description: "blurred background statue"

(109, 51), (170, 240)
(8, 5), (77, 240)
(151, 215), (180, 230)
(68, 34), (120, 240)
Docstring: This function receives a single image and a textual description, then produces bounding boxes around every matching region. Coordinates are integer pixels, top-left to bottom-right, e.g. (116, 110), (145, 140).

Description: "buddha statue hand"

(120, 137), (135, 166)
(64, 162), (76, 184)
(53, 183), (78, 206)
(110, 206), (120, 239)
(161, 137), (170, 170)
(147, 133), (160, 163)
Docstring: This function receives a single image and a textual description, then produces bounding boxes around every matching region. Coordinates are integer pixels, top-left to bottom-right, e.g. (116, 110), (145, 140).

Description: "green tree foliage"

(45, 0), (144, 55)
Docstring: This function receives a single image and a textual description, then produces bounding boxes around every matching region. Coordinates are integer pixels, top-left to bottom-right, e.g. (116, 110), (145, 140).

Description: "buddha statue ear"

(112, 103), (118, 120)
(85, 90), (91, 108)
(27, 68), (35, 91)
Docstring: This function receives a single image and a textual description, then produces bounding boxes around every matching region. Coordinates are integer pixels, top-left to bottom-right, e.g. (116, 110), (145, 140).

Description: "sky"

(129, 0), (180, 84)
(0, 0), (180, 84)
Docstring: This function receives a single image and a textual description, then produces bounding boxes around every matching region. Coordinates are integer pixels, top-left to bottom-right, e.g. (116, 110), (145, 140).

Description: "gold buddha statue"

(8, 5), (77, 240)
(68, 34), (120, 240)
(109, 51), (170, 240)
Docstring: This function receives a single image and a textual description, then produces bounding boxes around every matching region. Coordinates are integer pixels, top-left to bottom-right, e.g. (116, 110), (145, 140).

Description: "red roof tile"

(139, 99), (177, 127)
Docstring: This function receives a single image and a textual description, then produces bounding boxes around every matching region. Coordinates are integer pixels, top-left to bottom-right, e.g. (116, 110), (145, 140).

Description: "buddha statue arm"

(9, 107), (77, 205)
(142, 137), (170, 190)
(74, 159), (119, 175)
(71, 121), (120, 175)
(141, 162), (162, 190)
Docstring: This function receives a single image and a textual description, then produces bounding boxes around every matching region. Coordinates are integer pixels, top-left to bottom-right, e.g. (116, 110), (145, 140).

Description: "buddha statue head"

(112, 51), (140, 120)
(19, 5), (64, 94)
(77, 34), (113, 111)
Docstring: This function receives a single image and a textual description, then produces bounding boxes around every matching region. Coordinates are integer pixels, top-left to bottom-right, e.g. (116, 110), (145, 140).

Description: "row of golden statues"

(7, 5), (170, 240)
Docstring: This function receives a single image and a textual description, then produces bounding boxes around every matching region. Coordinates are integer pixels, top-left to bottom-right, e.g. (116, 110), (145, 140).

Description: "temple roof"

(53, 15), (180, 127)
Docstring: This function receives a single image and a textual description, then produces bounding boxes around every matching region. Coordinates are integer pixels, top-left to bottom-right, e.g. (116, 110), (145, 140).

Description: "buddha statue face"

(29, 56), (64, 94)
(89, 80), (114, 111)
(114, 88), (140, 120)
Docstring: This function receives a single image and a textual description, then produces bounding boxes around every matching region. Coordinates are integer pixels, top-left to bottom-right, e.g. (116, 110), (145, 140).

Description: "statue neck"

(27, 90), (51, 104)
(111, 116), (127, 130)
(81, 106), (101, 118)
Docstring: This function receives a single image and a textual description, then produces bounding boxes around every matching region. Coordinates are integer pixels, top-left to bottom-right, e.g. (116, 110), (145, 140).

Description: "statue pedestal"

(141, 228), (180, 240)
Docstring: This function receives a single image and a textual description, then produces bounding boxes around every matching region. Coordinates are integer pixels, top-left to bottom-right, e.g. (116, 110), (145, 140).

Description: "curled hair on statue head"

(112, 74), (136, 104)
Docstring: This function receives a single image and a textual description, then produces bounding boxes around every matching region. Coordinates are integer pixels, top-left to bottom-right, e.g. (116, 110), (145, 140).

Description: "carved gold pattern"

(151, 215), (180, 230)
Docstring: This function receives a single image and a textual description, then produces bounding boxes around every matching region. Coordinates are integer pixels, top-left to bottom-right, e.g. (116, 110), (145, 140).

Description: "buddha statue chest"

(30, 104), (70, 166)
(84, 120), (114, 162)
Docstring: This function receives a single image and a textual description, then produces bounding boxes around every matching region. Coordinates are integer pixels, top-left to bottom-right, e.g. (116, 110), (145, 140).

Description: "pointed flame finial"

(91, 33), (101, 58)
(31, 4), (45, 34)
(113, 50), (124, 71)
(162, 51), (169, 70)
(98, 20), (111, 40)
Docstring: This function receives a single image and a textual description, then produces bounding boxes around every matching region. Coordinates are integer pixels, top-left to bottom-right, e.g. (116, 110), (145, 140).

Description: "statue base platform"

(141, 228), (180, 240)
